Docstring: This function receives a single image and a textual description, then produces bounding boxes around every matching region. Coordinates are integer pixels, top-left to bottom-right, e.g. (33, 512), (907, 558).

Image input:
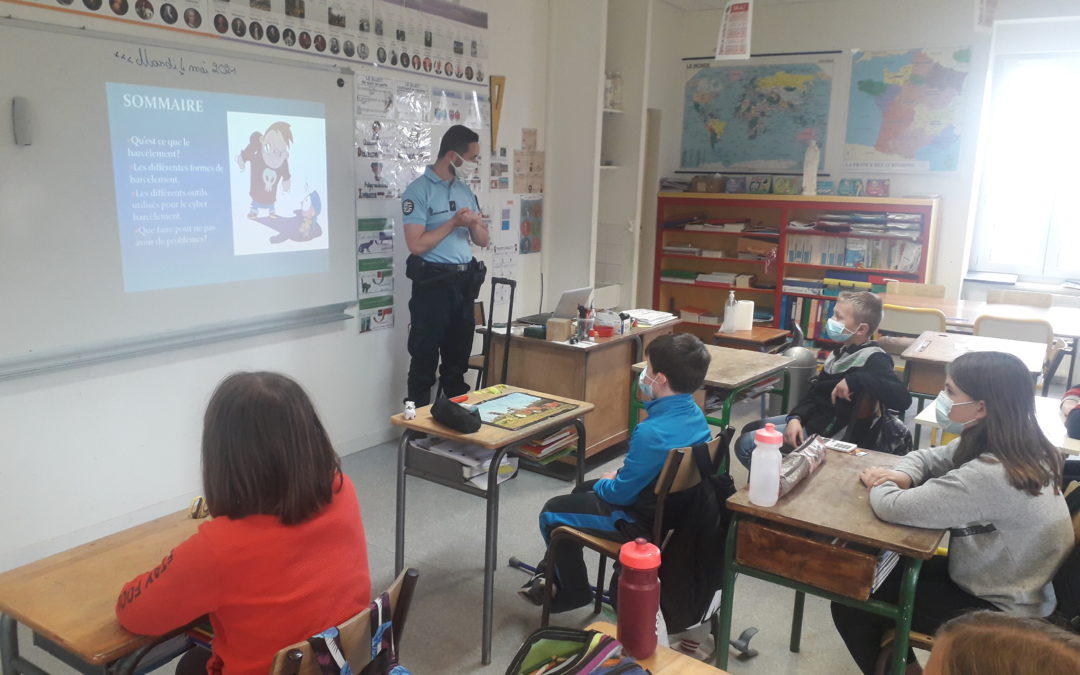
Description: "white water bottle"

(748, 423), (784, 507)
(719, 290), (738, 333)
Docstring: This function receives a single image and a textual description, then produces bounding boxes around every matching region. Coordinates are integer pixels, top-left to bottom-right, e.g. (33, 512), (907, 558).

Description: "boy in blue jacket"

(519, 333), (712, 612)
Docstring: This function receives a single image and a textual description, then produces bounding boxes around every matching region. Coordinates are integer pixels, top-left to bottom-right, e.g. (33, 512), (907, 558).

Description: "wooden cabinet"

(654, 193), (939, 345)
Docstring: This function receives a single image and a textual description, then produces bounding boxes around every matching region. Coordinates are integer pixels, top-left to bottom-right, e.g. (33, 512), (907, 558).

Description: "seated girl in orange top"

(116, 372), (371, 675)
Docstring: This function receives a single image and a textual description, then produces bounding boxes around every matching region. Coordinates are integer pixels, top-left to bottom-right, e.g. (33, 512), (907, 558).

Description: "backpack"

(504, 627), (648, 675)
(657, 431), (736, 634)
(866, 408), (913, 456)
(1051, 483), (1080, 633)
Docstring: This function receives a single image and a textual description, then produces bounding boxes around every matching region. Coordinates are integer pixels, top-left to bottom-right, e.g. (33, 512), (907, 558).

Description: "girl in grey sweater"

(832, 351), (1074, 675)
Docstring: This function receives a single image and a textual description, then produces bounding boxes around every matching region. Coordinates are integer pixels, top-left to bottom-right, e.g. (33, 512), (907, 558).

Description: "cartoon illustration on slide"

(253, 190), (322, 244)
(237, 121), (292, 218)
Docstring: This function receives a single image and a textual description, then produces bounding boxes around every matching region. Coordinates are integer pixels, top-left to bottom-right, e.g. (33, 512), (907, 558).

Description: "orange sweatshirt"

(116, 476), (370, 675)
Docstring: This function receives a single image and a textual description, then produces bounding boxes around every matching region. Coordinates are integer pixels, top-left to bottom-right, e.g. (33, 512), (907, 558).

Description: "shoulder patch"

(402, 199), (414, 215)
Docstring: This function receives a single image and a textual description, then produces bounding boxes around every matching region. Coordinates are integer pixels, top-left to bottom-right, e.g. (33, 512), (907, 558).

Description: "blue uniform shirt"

(400, 166), (478, 264)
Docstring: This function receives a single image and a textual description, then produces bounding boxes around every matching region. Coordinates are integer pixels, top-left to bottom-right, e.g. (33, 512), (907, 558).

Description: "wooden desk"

(630, 345), (793, 430)
(716, 450), (946, 675)
(900, 331), (1046, 396)
(882, 292), (1080, 385)
(712, 327), (791, 353)
(483, 321), (677, 462)
(913, 395), (1080, 455)
(586, 622), (730, 674)
(0, 511), (201, 674)
(390, 385), (593, 665)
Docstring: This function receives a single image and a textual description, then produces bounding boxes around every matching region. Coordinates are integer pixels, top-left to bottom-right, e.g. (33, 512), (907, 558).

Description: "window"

(970, 53), (1080, 281)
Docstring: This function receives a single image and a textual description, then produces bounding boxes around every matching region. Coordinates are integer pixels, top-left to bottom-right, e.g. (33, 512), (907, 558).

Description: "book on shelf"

(663, 245), (701, 256)
(698, 272), (738, 285)
(734, 273), (755, 288)
(782, 277), (824, 295)
(699, 312), (721, 325)
(686, 220), (747, 232)
(700, 248), (728, 258)
(787, 235), (921, 273)
(661, 275), (697, 284)
(660, 268), (698, 283)
(661, 213), (705, 229)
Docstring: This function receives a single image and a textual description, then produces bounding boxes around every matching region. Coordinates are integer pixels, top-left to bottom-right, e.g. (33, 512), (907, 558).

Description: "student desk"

(914, 394), (1080, 455)
(900, 331), (1046, 396)
(629, 345), (793, 431)
(881, 293), (1080, 386)
(716, 449), (946, 675)
(389, 385), (593, 665)
(711, 327), (791, 353)
(586, 622), (730, 674)
(0, 511), (201, 675)
(481, 321), (677, 466)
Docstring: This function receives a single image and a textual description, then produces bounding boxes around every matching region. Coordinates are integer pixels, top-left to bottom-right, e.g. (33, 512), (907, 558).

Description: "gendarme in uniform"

(401, 127), (487, 407)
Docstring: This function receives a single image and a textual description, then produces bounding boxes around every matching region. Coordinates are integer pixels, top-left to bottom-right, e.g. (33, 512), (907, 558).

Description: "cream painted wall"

(0, 0), (549, 571)
(650, 0), (1080, 298)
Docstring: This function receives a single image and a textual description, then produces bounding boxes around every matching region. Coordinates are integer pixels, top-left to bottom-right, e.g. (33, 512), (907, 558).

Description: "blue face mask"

(935, 391), (979, 435)
(638, 368), (657, 400)
(823, 317), (854, 341)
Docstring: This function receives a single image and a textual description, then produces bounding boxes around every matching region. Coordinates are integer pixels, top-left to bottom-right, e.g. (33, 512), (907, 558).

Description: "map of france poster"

(844, 48), (971, 172)
(680, 55), (836, 173)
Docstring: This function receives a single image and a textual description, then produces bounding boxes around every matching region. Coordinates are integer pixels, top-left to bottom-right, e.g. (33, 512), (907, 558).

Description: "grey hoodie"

(870, 439), (1073, 616)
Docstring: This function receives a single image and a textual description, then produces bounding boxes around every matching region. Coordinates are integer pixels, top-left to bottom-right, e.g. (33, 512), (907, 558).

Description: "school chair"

(987, 289), (1053, 308)
(988, 290), (1075, 392)
(973, 315), (1064, 396)
(467, 301), (487, 388)
(878, 305), (947, 446)
(268, 568), (420, 675)
(539, 429), (735, 638)
(885, 281), (947, 298)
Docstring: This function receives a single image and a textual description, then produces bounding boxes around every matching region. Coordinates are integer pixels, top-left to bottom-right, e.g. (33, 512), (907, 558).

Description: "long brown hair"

(202, 371), (342, 525)
(933, 610), (1080, 674)
(948, 351), (1061, 495)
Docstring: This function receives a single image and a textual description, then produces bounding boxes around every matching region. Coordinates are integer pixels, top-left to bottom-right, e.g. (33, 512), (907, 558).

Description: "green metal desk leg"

(890, 558), (923, 675)
(716, 517), (741, 669)
(789, 590), (806, 653)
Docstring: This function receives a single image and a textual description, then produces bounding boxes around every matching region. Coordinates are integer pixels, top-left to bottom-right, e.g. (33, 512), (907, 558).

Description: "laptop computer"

(517, 286), (593, 325)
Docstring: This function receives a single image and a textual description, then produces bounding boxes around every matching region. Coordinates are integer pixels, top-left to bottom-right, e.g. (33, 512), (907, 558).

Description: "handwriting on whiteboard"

(113, 48), (238, 77)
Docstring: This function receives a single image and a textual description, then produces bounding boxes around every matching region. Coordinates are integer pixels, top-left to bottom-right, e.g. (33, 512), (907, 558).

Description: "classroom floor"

(15, 378), (1069, 674)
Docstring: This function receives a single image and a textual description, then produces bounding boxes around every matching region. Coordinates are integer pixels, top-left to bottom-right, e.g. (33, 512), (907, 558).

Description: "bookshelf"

(654, 193), (939, 344)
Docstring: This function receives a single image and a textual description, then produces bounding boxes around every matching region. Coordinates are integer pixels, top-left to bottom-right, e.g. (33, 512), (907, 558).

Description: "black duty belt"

(950, 524), (997, 537)
(417, 260), (471, 272)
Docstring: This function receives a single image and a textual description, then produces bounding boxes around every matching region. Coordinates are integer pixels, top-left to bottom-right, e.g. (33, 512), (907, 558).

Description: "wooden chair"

(540, 428), (735, 629)
(987, 289), (1053, 308)
(466, 301), (487, 388)
(885, 281), (947, 298)
(269, 568), (420, 675)
(973, 315), (1063, 395)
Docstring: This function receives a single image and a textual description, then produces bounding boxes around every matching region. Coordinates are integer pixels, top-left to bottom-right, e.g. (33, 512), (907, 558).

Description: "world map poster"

(680, 56), (836, 172)
(844, 48), (970, 172)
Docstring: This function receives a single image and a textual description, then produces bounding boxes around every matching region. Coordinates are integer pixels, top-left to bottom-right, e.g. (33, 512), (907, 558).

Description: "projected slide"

(107, 83), (329, 292)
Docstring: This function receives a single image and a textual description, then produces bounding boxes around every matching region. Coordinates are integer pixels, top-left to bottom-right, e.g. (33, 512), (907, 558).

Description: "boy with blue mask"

(735, 291), (911, 468)
(519, 333), (712, 612)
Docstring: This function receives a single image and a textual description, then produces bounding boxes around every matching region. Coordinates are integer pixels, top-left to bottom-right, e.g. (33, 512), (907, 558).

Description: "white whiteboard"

(0, 21), (357, 362)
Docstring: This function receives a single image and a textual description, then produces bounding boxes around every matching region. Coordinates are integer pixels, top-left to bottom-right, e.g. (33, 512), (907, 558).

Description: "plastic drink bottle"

(748, 423), (784, 507)
(617, 537), (662, 659)
(719, 290), (738, 333)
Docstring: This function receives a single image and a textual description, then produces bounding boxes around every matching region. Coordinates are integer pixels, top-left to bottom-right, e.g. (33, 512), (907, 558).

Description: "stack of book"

(779, 295), (838, 340)
(416, 438), (520, 490)
(663, 244), (701, 256)
(782, 277), (825, 295)
(625, 308), (677, 326)
(685, 218), (748, 232)
(520, 429), (579, 462)
(660, 269), (698, 284)
(698, 272), (738, 285)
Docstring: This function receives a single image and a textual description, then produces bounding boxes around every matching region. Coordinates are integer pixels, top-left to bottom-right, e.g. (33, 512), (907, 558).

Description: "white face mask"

(934, 390), (979, 435)
(453, 152), (478, 182)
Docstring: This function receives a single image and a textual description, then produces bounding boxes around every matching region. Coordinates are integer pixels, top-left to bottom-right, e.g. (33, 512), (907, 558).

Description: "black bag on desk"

(430, 395), (481, 433)
(658, 435), (736, 634)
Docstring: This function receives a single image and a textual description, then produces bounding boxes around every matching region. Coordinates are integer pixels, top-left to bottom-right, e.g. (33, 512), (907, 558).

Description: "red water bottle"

(617, 537), (662, 659)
